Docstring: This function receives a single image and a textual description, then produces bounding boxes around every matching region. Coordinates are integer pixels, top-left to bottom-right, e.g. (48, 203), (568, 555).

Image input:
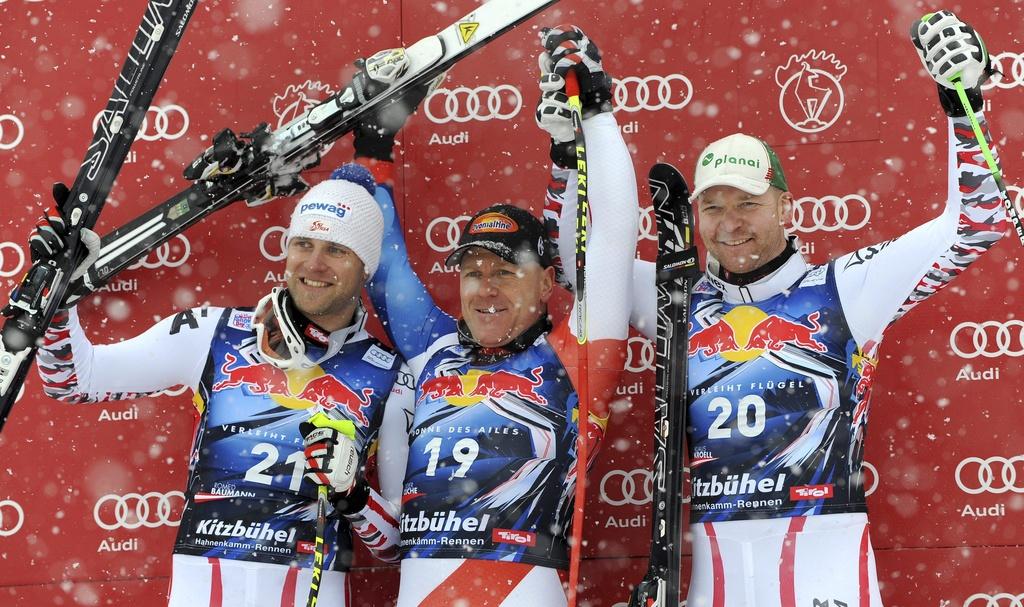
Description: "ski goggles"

(252, 287), (331, 371)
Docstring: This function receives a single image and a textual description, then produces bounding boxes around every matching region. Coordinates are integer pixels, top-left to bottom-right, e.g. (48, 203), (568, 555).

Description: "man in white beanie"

(32, 163), (414, 607)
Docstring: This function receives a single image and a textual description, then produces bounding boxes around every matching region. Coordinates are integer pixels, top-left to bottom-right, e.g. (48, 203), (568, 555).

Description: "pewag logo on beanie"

(703, 152), (761, 171)
(468, 212), (518, 234)
(299, 201), (351, 219)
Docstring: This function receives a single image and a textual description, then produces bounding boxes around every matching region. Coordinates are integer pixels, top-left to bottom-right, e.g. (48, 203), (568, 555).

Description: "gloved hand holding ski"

(27, 183), (101, 282)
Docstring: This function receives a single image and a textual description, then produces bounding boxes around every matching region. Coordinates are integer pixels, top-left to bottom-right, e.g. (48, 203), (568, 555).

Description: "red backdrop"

(1, 0), (1022, 605)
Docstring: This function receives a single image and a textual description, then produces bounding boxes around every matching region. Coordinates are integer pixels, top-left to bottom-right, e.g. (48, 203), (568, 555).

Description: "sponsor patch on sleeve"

(228, 310), (254, 331)
(799, 264), (828, 288)
(363, 344), (397, 369)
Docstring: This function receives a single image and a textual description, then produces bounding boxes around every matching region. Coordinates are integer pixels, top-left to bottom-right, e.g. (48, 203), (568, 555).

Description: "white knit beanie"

(287, 164), (384, 277)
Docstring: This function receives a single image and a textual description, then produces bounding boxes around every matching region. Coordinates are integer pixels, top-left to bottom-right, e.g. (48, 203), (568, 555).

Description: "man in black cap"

(324, 24), (638, 606)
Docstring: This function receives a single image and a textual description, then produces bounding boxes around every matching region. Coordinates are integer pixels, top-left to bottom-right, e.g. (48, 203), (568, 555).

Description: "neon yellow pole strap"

(307, 411), (356, 440)
(952, 79), (1002, 181)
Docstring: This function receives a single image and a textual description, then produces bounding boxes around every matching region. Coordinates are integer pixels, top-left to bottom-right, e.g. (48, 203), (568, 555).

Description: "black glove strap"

(331, 479), (371, 515)
(936, 83), (984, 118)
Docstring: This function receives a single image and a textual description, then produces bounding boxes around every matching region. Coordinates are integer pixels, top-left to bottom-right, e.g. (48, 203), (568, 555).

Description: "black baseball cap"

(444, 204), (554, 269)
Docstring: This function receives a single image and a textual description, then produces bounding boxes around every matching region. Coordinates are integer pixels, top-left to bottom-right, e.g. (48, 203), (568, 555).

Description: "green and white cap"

(691, 133), (788, 201)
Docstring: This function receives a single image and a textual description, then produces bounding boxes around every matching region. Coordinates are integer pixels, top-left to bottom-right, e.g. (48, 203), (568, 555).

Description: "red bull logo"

(853, 352), (877, 399)
(419, 366), (547, 406)
(213, 353), (374, 425)
(689, 306), (828, 362)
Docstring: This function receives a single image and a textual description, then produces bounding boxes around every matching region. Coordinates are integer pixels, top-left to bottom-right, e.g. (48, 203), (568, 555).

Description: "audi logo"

(949, 320), (1024, 359)
(791, 194), (871, 233)
(600, 468), (653, 506)
(260, 225), (288, 262)
(638, 206), (656, 242)
(0, 114), (25, 150)
(983, 52), (1024, 90)
(425, 215), (471, 253)
(93, 104), (189, 142)
(964, 594), (1024, 607)
(93, 490), (186, 530)
(128, 234), (191, 270)
(612, 74), (693, 113)
(0, 241), (26, 278)
(955, 455), (1024, 495)
(625, 336), (655, 373)
(862, 461), (878, 497)
(0, 499), (24, 537)
(424, 85), (522, 124)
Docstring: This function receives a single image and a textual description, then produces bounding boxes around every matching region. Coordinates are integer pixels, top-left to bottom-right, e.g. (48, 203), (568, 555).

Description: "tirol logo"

(212, 353), (374, 425)
(468, 212), (517, 234)
(309, 220), (330, 233)
(774, 50), (848, 133)
(492, 528), (537, 547)
(689, 306), (828, 362)
(790, 484), (834, 501)
(420, 368), (547, 406)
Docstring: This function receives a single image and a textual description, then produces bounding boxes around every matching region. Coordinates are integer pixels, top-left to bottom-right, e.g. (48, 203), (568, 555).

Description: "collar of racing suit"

(321, 300), (369, 357)
(704, 238), (809, 304)
(456, 314), (553, 365)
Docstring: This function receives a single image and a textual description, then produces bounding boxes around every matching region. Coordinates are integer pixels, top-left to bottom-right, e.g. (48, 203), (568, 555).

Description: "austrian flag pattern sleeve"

(834, 113), (1009, 352)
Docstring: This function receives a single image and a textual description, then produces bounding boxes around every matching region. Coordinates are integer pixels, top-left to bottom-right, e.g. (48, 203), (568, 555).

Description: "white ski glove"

(534, 73), (575, 144)
(911, 11), (991, 90)
(300, 412), (360, 499)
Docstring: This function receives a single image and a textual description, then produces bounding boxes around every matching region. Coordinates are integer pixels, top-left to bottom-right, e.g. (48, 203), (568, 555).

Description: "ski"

(628, 163), (700, 607)
(63, 0), (561, 305)
(0, 0), (199, 431)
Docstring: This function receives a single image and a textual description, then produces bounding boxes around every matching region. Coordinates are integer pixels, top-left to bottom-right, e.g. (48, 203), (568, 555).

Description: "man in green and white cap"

(688, 132), (794, 283)
(546, 10), (1010, 605)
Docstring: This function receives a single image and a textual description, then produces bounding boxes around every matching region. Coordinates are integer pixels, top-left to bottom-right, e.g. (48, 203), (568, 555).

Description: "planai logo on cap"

(703, 153), (761, 170)
(468, 212), (518, 234)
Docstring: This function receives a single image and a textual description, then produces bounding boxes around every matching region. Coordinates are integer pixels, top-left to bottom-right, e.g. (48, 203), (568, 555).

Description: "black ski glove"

(351, 49), (443, 162)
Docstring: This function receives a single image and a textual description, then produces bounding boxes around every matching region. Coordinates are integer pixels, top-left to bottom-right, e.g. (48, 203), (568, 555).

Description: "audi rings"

(791, 195), (871, 233)
(93, 491), (186, 530)
(600, 468), (653, 506)
(949, 320), (1024, 359)
(955, 455), (1024, 495)
(963, 593), (1024, 607)
(613, 74), (692, 113)
(425, 85), (523, 124)
(0, 114), (25, 150)
(638, 206), (657, 242)
(92, 104), (189, 142)
(128, 234), (191, 270)
(983, 52), (1024, 90)
(0, 242), (26, 278)
(0, 499), (25, 537)
(625, 336), (655, 373)
(260, 225), (288, 262)
(425, 215), (471, 253)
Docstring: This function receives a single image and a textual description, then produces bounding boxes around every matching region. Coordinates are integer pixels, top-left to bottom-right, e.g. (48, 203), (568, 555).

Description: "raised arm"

(835, 13), (1008, 349)
(365, 181), (457, 364)
(36, 305), (220, 402)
